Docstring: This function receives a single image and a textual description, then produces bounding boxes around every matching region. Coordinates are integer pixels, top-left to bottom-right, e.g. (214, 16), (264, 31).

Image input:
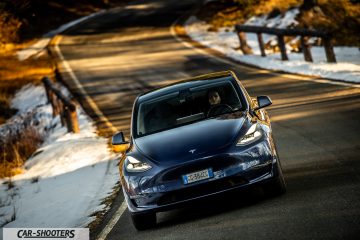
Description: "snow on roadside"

(184, 10), (360, 83)
(0, 85), (52, 141)
(16, 10), (105, 61)
(0, 83), (119, 228)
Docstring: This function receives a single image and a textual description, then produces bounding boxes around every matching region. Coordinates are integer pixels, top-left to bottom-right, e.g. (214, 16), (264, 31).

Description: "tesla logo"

(189, 149), (196, 154)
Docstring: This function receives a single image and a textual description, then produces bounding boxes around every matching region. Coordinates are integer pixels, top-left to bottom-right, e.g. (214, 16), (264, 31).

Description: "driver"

(207, 90), (232, 117)
(208, 90), (221, 106)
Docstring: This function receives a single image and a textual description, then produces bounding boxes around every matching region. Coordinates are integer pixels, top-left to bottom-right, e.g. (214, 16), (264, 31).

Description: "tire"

(263, 163), (286, 197)
(131, 212), (156, 230)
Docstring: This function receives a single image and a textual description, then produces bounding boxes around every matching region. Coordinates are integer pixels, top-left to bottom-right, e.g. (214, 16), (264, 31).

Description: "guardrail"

(42, 77), (80, 133)
(235, 25), (336, 63)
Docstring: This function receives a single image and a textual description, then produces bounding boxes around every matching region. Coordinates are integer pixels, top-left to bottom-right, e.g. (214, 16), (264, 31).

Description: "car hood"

(134, 112), (246, 165)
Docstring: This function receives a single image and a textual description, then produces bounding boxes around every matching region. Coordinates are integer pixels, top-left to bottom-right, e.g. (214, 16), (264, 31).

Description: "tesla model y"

(112, 70), (286, 230)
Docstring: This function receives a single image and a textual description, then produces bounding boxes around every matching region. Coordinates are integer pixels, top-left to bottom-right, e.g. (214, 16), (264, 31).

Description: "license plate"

(182, 168), (213, 185)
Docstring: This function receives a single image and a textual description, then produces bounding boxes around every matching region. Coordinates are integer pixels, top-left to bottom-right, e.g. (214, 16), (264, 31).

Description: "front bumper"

(122, 140), (280, 214)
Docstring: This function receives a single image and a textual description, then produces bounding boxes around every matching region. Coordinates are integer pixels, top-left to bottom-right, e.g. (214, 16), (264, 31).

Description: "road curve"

(55, 0), (360, 239)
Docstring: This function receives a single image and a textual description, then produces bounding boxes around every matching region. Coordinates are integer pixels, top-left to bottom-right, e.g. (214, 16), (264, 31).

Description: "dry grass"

(0, 127), (43, 178)
(197, 0), (302, 30)
(251, 0), (301, 15)
(299, 0), (360, 46)
(197, 0), (360, 46)
(0, 0), (130, 46)
(0, 47), (53, 124)
(0, 47), (53, 82)
(0, 46), (53, 177)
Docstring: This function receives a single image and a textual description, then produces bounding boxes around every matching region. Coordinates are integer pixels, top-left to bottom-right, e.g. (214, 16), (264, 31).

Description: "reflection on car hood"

(134, 112), (246, 165)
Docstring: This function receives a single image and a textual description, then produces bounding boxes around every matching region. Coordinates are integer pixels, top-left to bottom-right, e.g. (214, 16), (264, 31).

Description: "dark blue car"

(112, 70), (286, 230)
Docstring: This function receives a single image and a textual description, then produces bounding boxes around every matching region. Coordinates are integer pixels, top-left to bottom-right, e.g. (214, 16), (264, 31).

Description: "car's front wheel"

(131, 212), (156, 230)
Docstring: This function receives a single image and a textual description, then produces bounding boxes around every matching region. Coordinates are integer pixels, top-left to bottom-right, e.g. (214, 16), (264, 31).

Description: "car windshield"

(135, 81), (243, 137)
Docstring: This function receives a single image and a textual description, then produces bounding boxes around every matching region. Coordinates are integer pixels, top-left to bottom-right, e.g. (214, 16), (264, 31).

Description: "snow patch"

(0, 84), (119, 228)
(11, 84), (47, 113)
(185, 11), (360, 83)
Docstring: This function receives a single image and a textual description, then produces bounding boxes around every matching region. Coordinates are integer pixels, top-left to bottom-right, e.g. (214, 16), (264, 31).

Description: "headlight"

(125, 156), (152, 172)
(237, 123), (262, 146)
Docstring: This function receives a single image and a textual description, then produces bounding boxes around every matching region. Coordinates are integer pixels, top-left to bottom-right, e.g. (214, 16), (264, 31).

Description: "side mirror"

(111, 132), (130, 153)
(254, 96), (272, 110)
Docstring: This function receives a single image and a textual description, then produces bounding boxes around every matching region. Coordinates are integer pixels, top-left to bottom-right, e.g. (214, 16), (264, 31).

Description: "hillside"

(196, 0), (360, 47)
(0, 0), (128, 46)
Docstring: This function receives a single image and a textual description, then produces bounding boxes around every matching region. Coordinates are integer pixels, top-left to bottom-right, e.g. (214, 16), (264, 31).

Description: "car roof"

(138, 70), (237, 102)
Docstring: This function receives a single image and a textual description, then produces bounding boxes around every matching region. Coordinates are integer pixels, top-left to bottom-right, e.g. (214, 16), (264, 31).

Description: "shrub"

(0, 127), (42, 178)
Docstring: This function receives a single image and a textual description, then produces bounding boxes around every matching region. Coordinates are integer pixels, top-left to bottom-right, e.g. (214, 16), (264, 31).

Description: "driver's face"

(209, 92), (221, 105)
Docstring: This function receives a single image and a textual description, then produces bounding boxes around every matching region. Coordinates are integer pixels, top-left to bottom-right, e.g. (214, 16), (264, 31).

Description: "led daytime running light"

(126, 156), (152, 172)
(237, 124), (262, 145)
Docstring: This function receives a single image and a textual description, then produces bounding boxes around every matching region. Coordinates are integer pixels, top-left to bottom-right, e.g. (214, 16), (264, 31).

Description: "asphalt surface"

(56, 0), (360, 239)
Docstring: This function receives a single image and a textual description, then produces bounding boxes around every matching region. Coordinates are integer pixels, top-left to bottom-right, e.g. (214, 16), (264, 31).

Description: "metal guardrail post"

(41, 77), (80, 133)
(300, 36), (313, 62)
(235, 25), (335, 63)
(237, 31), (253, 55)
(277, 35), (288, 61)
(58, 100), (66, 126)
(43, 81), (58, 117)
(256, 33), (266, 57)
(323, 37), (337, 63)
(65, 101), (80, 133)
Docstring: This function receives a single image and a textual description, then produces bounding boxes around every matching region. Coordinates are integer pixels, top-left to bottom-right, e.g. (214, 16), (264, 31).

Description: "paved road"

(56, 0), (360, 239)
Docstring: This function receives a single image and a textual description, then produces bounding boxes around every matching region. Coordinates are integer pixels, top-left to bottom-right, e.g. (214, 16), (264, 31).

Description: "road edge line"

(96, 201), (128, 240)
(52, 35), (127, 240)
(52, 35), (118, 133)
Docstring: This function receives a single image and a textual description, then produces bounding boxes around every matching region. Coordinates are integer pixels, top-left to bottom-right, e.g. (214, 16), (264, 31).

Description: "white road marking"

(52, 35), (118, 133)
(170, 19), (359, 89)
(97, 201), (128, 240)
(53, 35), (126, 240)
